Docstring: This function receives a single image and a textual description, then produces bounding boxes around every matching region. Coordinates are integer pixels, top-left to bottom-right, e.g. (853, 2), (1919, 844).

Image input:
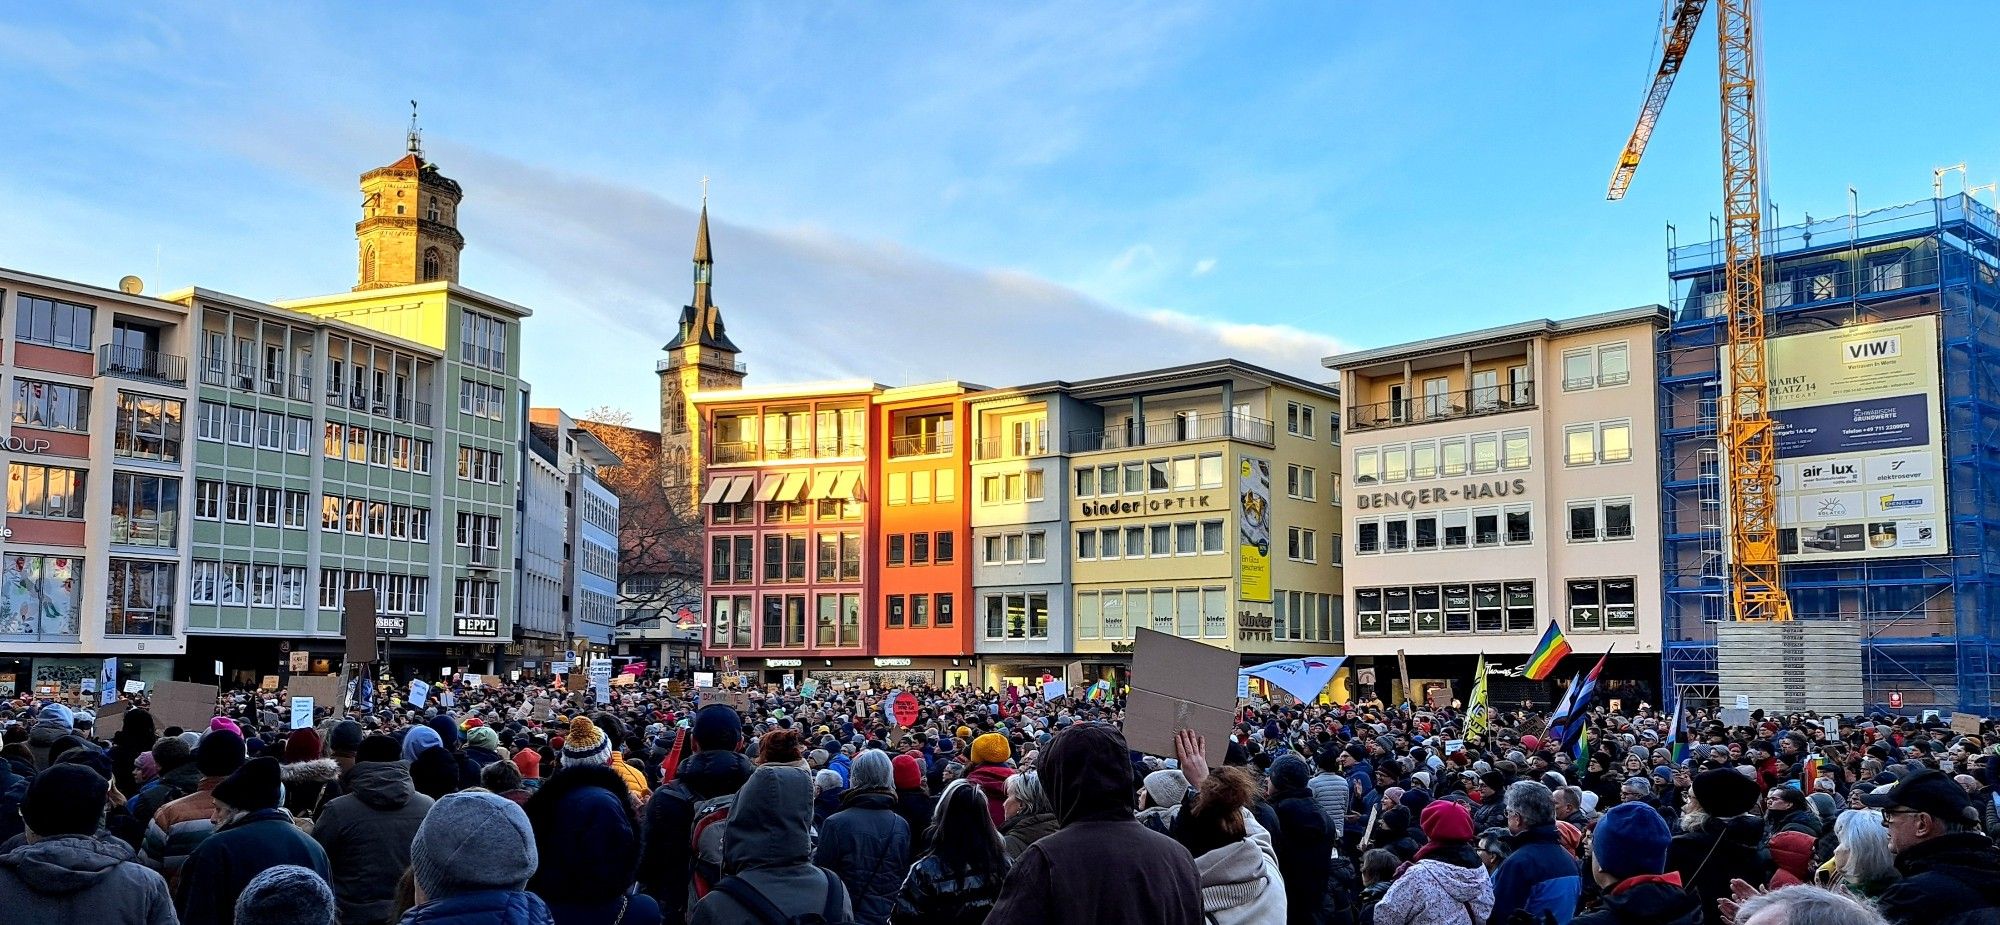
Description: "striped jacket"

(141, 775), (223, 893)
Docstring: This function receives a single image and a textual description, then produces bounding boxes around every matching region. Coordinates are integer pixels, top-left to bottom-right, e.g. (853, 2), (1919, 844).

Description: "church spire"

(693, 176), (712, 266)
(664, 180), (738, 353)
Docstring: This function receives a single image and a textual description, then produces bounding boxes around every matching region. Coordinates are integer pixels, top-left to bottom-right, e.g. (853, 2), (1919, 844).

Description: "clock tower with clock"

(659, 187), (747, 507)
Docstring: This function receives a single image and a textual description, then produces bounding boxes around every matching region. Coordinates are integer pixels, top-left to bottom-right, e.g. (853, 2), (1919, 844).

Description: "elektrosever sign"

(1351, 479), (1528, 511)
(1740, 316), (1950, 560)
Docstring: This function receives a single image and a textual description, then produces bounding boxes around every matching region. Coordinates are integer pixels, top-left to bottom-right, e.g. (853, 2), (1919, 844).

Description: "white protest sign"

(409, 680), (431, 707)
(123, 679), (144, 694)
(694, 671), (715, 688)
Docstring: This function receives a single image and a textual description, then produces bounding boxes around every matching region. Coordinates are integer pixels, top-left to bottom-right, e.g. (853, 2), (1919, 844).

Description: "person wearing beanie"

(279, 728), (342, 820)
(311, 735), (435, 925)
(513, 737), (543, 782)
(524, 765), (663, 925)
(1309, 744), (1355, 846)
(405, 791), (550, 924)
(1269, 752), (1334, 925)
(689, 765), (853, 925)
(637, 703), (753, 922)
(890, 753), (936, 854)
(130, 734), (201, 831)
(561, 715), (612, 768)
(179, 757), (331, 925)
(108, 708), (159, 797)
(1668, 769), (1773, 925)
(0, 764), (177, 925)
(1376, 800), (1493, 925)
(142, 728), (247, 892)
(964, 733), (1018, 828)
(462, 723), (504, 770)
(1573, 802), (1697, 925)
(234, 864), (336, 925)
(28, 701), (78, 771)
(326, 719), (364, 774)
(815, 749), (911, 923)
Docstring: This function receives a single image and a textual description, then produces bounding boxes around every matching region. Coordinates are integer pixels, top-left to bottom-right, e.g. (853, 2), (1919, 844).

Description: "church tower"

(354, 107), (466, 290)
(659, 190), (746, 506)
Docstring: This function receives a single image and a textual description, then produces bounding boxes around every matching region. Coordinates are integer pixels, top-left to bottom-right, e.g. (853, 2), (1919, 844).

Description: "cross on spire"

(407, 100), (422, 156)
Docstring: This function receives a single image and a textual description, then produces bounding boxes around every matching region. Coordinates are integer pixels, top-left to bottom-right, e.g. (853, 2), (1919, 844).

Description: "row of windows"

(1286, 527), (1319, 563)
(982, 530), (1046, 565)
(1353, 579), (1636, 636)
(1076, 520), (1227, 560)
(1076, 586), (1229, 640)
(195, 481), (301, 528)
(16, 295), (94, 351)
(711, 408), (868, 462)
(578, 491), (617, 534)
(458, 311), (508, 373)
(455, 513), (501, 557)
(885, 468), (958, 506)
(984, 591), (1051, 639)
(325, 422), (435, 474)
(13, 379), (89, 432)
(577, 588), (617, 627)
(458, 379), (507, 420)
(8, 463), (86, 519)
(707, 593), (865, 649)
(1355, 505), (1535, 553)
(453, 579), (499, 619)
(189, 561), (307, 608)
(711, 498), (865, 525)
(1285, 464), (1318, 502)
(1074, 453), (1224, 498)
(318, 570), (430, 615)
(317, 492), (433, 541)
(114, 393), (182, 463)
(886, 591), (955, 628)
(199, 403), (309, 455)
(1285, 401), (1318, 439)
(1561, 342), (1632, 392)
(458, 447), (504, 484)
(109, 472), (180, 548)
(1563, 420), (1634, 466)
(978, 469), (1042, 505)
(888, 531), (956, 567)
(106, 558), (174, 637)
(1272, 590), (1339, 643)
(579, 540), (617, 580)
(1354, 429), (1531, 485)
(710, 531), (867, 584)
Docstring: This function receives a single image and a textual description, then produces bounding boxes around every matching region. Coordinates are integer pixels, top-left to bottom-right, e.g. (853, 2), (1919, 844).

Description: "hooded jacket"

(1874, 832), (2000, 925)
(1373, 855), (1494, 925)
(399, 889), (556, 925)
(1766, 831), (1816, 888)
(0, 834), (175, 925)
(688, 766), (852, 925)
(525, 767), (663, 925)
(986, 724), (1203, 925)
(1270, 757), (1333, 925)
(29, 712), (77, 771)
(637, 747), (755, 919)
(1571, 875), (1702, 925)
(815, 787), (911, 925)
(313, 761), (436, 925)
(1189, 812), (1288, 925)
(963, 764), (1016, 828)
(281, 757), (342, 818)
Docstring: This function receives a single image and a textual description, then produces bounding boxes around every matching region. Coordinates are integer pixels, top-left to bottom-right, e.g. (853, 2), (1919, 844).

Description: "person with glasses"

(1860, 769), (2000, 925)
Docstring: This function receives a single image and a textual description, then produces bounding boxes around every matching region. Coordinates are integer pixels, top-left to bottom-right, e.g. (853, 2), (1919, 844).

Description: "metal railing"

(889, 433), (953, 457)
(712, 439), (861, 463)
(1064, 412), (1273, 453)
(98, 346), (186, 384)
(975, 429), (1048, 460)
(1347, 382), (1535, 432)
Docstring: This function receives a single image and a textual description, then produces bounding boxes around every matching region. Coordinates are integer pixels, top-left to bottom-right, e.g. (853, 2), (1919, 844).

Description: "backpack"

(712, 869), (852, 925)
(688, 791), (739, 902)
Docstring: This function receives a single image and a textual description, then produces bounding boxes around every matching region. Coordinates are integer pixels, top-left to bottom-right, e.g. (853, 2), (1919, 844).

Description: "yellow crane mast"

(1607, 0), (1793, 622)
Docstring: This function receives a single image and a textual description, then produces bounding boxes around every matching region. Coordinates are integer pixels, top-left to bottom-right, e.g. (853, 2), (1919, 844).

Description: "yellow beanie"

(971, 733), (1011, 765)
(955, 725), (973, 739)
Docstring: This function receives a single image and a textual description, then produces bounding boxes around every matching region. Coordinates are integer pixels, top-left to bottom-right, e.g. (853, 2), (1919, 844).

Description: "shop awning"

(776, 471), (809, 502)
(722, 475), (756, 504)
(831, 470), (864, 501)
(700, 477), (736, 505)
(807, 471), (840, 501)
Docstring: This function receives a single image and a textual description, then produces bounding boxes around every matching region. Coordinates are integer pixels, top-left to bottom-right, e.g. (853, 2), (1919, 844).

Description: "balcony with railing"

(711, 437), (862, 464)
(1346, 382), (1535, 432)
(975, 428), (1049, 460)
(1064, 411), (1273, 454)
(889, 433), (953, 458)
(98, 345), (186, 385)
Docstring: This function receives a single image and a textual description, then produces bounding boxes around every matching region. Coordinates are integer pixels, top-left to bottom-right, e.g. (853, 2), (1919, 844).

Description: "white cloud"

(1192, 258), (1217, 276)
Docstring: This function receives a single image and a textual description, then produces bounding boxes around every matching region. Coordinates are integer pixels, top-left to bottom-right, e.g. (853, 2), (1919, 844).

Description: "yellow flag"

(1463, 654), (1490, 742)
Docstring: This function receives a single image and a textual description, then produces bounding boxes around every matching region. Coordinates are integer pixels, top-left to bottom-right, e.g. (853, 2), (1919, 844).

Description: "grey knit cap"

(234, 865), (335, 925)
(412, 791), (537, 899)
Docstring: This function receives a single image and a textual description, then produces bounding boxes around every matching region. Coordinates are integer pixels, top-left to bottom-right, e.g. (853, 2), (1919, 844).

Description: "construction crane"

(1608, 0), (1793, 622)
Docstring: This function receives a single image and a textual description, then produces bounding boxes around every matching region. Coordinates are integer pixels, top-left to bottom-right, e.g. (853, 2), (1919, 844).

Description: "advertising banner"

(1748, 316), (1949, 561)
(1237, 456), (1272, 602)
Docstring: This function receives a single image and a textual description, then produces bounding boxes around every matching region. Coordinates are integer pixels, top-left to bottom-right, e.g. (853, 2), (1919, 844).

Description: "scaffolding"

(1660, 192), (2000, 715)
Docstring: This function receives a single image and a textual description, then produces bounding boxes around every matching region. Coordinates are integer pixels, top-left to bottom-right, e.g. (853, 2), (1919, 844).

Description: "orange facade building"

(872, 384), (979, 689)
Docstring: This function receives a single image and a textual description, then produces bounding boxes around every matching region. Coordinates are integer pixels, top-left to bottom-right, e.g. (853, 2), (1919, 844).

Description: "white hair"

(1735, 885), (1886, 925)
(1831, 810), (1894, 888)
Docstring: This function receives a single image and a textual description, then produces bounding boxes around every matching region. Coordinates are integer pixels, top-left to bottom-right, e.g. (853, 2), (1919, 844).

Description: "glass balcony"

(1064, 411), (1272, 453)
(1347, 382), (1535, 432)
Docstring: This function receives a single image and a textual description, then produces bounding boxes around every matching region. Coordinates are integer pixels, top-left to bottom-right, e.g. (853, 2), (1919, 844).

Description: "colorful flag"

(1803, 753), (1824, 785)
(1549, 650), (1610, 754)
(1575, 724), (1590, 762)
(1524, 622), (1572, 681)
(1463, 655), (1491, 742)
(1667, 698), (1689, 763)
(1087, 679), (1110, 701)
(1240, 656), (1346, 704)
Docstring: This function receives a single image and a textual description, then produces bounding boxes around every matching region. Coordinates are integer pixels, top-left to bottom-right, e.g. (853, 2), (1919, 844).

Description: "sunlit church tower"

(659, 190), (746, 504)
(354, 108), (466, 290)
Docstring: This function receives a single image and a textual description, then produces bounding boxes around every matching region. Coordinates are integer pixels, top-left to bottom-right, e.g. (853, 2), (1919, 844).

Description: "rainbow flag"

(1524, 622), (1572, 680)
(1803, 754), (1824, 785)
(1086, 680), (1110, 702)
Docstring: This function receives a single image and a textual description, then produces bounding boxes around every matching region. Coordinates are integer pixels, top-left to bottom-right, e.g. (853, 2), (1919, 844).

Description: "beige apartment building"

(1325, 306), (1667, 707)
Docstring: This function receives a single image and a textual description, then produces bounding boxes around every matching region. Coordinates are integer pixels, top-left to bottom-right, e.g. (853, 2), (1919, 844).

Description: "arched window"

(426, 196), (440, 222)
(362, 246), (376, 283)
(422, 247), (441, 282)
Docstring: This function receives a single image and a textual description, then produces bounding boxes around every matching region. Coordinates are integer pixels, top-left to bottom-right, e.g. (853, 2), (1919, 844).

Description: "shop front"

(752, 656), (972, 691)
(19, 656), (178, 699)
(979, 656), (1129, 694)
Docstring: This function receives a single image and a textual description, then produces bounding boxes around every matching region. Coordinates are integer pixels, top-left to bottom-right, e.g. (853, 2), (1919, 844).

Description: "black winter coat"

(636, 748), (754, 922)
(890, 852), (1008, 925)
(1272, 788), (1334, 925)
(1875, 832), (2000, 925)
(1573, 875), (1704, 925)
(895, 787), (937, 854)
(814, 788), (912, 925)
(1667, 815), (1771, 925)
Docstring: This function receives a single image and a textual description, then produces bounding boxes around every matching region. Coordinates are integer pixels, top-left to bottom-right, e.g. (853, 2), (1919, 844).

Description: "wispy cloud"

(1192, 258), (1217, 276)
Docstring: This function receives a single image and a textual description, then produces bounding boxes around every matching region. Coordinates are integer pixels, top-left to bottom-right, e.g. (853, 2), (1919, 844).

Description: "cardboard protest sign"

(1123, 627), (1235, 766)
(150, 681), (220, 733)
(96, 699), (130, 722)
(343, 590), (378, 663)
(697, 687), (750, 712)
(290, 675), (345, 712)
(1951, 713), (1983, 736)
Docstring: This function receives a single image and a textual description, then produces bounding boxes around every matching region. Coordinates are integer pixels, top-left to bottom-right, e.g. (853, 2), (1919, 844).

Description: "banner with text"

(1238, 456), (1273, 602)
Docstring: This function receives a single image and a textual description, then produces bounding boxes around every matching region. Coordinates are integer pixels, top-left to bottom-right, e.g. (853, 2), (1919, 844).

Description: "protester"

(1491, 781), (1582, 925)
(998, 771), (1057, 860)
(893, 753), (937, 852)
(525, 765), (663, 925)
(0, 764), (176, 925)
(638, 703), (753, 920)
(688, 765), (852, 924)
(142, 727), (245, 891)
(818, 749), (913, 925)
(401, 790), (551, 925)
(1268, 753), (1334, 925)
(1373, 799), (1492, 925)
(235, 864), (338, 925)
(128, 735), (199, 831)
(1863, 769), (2000, 925)
(177, 756), (333, 925)
(107, 709), (158, 797)
(1573, 801), (1698, 925)
(313, 734), (435, 925)
(1731, 885), (1889, 925)
(1826, 809), (1899, 898)
(1670, 767), (1772, 925)
(964, 734), (1017, 828)
(280, 728), (342, 820)
(891, 781), (1010, 925)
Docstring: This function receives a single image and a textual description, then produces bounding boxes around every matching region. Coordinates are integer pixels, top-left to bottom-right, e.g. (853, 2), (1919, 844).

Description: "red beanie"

(892, 754), (924, 790)
(1419, 799), (1475, 843)
(513, 746), (541, 780)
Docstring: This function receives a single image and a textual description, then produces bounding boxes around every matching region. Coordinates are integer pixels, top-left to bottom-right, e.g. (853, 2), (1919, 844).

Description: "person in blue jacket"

(1490, 780), (1582, 925)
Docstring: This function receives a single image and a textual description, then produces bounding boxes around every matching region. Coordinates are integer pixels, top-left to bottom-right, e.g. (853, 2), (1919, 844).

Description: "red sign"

(890, 691), (920, 727)
(1888, 691), (1904, 710)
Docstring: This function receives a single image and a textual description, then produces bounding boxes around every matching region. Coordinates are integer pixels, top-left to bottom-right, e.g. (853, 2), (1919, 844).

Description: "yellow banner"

(1238, 456), (1272, 602)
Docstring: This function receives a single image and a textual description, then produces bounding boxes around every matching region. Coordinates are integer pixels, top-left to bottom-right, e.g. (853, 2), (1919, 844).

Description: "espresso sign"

(1353, 479), (1527, 511)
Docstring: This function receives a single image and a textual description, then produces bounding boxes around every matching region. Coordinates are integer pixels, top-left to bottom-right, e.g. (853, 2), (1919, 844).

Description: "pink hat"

(209, 716), (242, 737)
(1521, 734), (1542, 752)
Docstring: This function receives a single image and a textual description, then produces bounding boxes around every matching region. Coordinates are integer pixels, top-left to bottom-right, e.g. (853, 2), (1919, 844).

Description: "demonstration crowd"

(2, 673), (1999, 925)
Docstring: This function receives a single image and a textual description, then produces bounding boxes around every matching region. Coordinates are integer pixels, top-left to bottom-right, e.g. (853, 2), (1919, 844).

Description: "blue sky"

(3, 2), (1995, 425)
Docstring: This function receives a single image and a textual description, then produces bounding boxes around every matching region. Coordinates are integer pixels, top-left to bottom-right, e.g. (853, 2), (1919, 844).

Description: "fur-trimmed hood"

(280, 758), (342, 785)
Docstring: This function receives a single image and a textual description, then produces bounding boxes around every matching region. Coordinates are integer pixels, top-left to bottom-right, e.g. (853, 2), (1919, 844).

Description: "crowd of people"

(2, 671), (1998, 925)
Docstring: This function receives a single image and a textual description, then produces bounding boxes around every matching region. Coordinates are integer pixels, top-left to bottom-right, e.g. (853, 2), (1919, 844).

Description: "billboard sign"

(1753, 316), (1948, 560)
(1238, 456), (1272, 602)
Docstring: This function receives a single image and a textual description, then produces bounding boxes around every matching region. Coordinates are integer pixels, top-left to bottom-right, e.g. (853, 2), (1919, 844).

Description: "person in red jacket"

(964, 733), (1017, 828)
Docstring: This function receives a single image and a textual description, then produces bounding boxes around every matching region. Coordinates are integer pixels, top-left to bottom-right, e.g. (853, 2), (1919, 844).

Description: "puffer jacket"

(608, 751), (651, 808)
(1373, 856), (1494, 925)
(140, 775), (224, 892)
(400, 888), (556, 925)
(1492, 823), (1582, 925)
(815, 787), (913, 925)
(1190, 815), (1288, 925)
(1309, 770), (1352, 839)
(314, 760), (435, 925)
(999, 810), (1058, 861)
(0, 834), (175, 925)
(890, 851), (1009, 925)
(281, 757), (343, 818)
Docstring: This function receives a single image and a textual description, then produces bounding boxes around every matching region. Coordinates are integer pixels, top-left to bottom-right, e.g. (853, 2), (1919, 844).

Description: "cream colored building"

(1325, 307), (1666, 703)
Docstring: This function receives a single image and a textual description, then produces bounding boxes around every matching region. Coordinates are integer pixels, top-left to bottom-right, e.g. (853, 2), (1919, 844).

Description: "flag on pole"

(1549, 649), (1610, 754)
(1667, 698), (1689, 763)
(1463, 655), (1491, 742)
(1524, 622), (1572, 680)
